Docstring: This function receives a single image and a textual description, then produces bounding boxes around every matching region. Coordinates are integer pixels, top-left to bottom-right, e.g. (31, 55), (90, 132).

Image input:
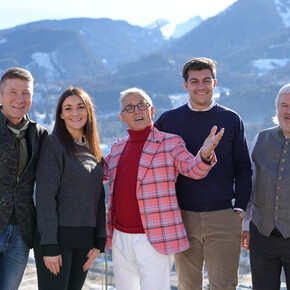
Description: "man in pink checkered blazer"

(104, 88), (223, 290)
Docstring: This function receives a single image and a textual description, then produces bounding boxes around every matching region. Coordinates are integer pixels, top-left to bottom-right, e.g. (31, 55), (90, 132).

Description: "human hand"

(241, 231), (250, 250)
(201, 126), (224, 159)
(235, 211), (243, 223)
(83, 248), (100, 272)
(43, 255), (62, 275)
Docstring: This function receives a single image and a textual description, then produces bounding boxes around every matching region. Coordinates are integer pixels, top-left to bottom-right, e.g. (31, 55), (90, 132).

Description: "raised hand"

(201, 126), (224, 159)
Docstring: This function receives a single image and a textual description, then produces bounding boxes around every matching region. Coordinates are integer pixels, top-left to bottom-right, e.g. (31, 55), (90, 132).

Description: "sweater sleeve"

(232, 116), (252, 210)
(41, 244), (61, 256)
(36, 135), (63, 246)
(242, 134), (258, 231)
(93, 186), (107, 252)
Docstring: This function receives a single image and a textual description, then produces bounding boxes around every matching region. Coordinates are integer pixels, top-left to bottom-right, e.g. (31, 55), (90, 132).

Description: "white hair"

(275, 84), (290, 109)
(119, 87), (153, 111)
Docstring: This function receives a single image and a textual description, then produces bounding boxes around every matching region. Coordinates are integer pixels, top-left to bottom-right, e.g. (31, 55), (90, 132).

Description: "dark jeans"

(34, 246), (89, 290)
(0, 225), (30, 290)
(250, 222), (290, 290)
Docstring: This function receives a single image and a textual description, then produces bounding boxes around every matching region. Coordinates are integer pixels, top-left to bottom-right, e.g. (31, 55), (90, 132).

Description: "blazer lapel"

(136, 128), (164, 190)
(109, 138), (128, 193)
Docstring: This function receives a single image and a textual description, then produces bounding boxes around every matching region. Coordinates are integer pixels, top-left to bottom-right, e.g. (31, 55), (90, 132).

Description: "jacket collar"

(116, 126), (164, 146)
(147, 126), (164, 143)
(0, 105), (35, 127)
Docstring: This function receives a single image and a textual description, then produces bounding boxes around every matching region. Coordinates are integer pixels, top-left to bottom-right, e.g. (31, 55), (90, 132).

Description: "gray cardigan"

(252, 126), (290, 238)
(35, 134), (106, 246)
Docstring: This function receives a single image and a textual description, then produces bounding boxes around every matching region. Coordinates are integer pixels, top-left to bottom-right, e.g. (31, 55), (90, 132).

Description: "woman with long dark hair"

(34, 87), (106, 289)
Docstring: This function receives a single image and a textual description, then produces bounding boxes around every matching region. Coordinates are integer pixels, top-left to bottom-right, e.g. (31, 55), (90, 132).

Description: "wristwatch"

(234, 210), (246, 219)
(201, 152), (213, 163)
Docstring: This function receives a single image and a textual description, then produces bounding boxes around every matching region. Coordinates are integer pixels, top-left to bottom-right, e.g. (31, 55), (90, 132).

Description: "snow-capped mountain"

(0, 18), (165, 81)
(0, 0), (289, 125)
(274, 0), (290, 27)
(171, 16), (203, 39)
(145, 18), (175, 39)
(146, 16), (203, 39)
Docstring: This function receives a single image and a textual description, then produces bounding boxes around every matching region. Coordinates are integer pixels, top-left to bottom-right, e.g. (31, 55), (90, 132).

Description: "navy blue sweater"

(155, 103), (252, 212)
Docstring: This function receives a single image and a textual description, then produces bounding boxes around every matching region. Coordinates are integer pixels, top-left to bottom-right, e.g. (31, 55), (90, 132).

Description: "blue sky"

(0, 0), (238, 29)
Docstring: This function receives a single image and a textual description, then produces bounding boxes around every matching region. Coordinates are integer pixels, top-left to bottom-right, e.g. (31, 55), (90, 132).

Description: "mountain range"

(0, 0), (289, 142)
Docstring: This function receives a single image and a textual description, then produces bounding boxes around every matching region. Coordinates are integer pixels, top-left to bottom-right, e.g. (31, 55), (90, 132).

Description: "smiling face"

(60, 94), (88, 139)
(184, 69), (217, 111)
(277, 92), (290, 138)
(0, 78), (33, 125)
(120, 93), (155, 131)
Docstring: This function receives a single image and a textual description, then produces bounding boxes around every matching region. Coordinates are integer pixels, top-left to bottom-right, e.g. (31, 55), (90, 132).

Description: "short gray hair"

(275, 84), (290, 108)
(120, 87), (153, 111)
(0, 67), (34, 86)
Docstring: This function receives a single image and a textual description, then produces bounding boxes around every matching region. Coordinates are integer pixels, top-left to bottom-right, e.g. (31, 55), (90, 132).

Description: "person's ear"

(119, 113), (127, 125)
(150, 106), (155, 120)
(183, 81), (189, 92)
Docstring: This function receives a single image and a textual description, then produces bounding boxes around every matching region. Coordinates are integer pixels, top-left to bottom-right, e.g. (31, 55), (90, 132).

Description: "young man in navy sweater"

(155, 57), (252, 290)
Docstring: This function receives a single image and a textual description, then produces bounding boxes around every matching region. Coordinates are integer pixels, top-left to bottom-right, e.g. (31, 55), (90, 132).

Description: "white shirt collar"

(187, 100), (215, 112)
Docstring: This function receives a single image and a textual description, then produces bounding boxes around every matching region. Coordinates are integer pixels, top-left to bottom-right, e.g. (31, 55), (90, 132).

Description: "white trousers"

(112, 229), (174, 290)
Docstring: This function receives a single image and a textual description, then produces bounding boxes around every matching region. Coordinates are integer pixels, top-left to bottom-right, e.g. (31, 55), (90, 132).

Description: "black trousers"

(250, 222), (290, 290)
(34, 246), (89, 290)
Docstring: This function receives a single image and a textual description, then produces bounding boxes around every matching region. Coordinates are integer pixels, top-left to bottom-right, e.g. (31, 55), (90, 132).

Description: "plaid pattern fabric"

(104, 127), (216, 255)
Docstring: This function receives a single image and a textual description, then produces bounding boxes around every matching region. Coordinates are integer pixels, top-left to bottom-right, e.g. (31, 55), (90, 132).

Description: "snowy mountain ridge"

(145, 16), (203, 39)
(274, 0), (290, 27)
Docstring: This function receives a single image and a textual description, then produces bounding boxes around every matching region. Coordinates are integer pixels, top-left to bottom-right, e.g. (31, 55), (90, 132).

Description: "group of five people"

(0, 57), (289, 290)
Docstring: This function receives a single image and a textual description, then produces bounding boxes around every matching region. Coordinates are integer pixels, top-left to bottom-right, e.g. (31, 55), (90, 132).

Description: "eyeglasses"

(121, 101), (150, 113)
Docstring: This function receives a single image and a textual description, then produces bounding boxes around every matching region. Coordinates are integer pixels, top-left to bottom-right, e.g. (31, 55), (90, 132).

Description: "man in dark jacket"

(0, 67), (48, 289)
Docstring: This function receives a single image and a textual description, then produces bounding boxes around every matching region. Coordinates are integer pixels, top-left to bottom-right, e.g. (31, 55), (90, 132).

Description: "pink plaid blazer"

(104, 127), (216, 255)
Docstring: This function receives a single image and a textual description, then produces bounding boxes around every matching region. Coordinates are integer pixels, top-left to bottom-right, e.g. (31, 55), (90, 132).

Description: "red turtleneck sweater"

(113, 123), (153, 234)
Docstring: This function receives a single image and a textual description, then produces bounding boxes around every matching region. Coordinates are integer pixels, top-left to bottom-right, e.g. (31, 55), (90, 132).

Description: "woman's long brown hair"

(53, 87), (104, 165)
